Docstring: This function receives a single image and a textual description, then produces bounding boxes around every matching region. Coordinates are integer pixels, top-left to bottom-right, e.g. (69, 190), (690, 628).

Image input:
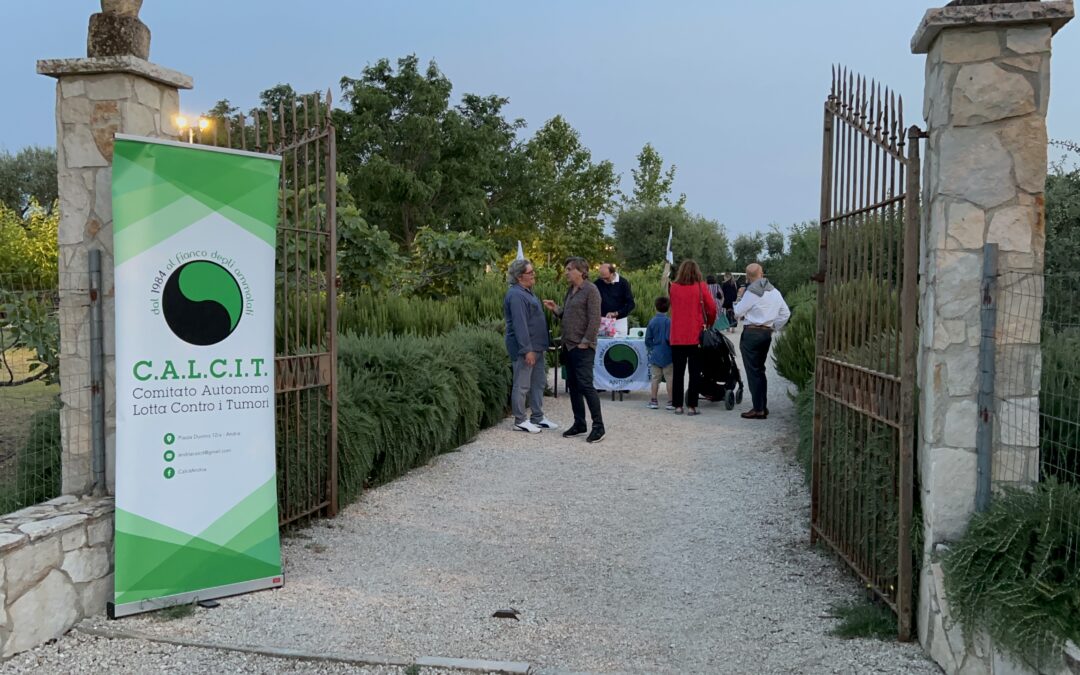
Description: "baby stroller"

(697, 330), (744, 410)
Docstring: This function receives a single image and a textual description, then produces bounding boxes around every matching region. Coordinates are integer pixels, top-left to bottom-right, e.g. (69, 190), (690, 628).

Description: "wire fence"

(0, 272), (63, 512)
(993, 268), (1079, 528)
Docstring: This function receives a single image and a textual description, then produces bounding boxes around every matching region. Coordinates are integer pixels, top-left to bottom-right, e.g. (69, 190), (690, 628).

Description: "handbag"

(698, 283), (723, 349)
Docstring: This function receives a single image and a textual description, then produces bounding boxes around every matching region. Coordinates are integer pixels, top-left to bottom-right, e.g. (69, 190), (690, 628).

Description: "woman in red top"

(667, 259), (718, 415)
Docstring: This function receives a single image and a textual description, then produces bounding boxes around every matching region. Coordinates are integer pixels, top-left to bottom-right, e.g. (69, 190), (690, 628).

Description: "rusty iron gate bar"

(193, 92), (339, 525)
(810, 67), (921, 641)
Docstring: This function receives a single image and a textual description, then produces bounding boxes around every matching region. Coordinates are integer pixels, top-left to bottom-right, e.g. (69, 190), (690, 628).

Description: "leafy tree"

(732, 232), (766, 271)
(337, 56), (530, 248)
(336, 176), (406, 294)
(765, 225), (785, 259)
(0, 147), (57, 216)
(613, 205), (731, 273)
(0, 201), (58, 289)
(623, 143), (685, 209)
(1045, 141), (1080, 278)
(521, 115), (619, 267)
(411, 227), (497, 298)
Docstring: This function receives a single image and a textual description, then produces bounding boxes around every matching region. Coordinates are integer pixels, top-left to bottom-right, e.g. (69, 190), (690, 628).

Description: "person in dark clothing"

(721, 273), (739, 332)
(596, 263), (635, 337)
(544, 257), (605, 443)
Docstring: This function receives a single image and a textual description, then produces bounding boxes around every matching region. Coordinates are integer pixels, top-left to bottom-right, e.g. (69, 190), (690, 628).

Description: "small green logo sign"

(163, 450), (175, 462)
(163, 467), (176, 479)
(163, 260), (243, 346)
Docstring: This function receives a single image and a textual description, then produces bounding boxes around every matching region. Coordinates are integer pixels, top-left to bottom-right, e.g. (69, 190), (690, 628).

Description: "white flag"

(664, 227), (674, 265)
(515, 240), (525, 261)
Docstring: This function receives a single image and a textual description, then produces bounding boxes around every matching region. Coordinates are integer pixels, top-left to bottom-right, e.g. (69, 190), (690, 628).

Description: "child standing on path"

(644, 296), (675, 410)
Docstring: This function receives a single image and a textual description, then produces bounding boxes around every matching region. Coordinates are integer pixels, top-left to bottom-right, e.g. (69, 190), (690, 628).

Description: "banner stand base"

(108, 575), (283, 619)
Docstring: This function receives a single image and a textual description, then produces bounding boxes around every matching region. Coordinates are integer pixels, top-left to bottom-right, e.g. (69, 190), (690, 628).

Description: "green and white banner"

(111, 135), (282, 618)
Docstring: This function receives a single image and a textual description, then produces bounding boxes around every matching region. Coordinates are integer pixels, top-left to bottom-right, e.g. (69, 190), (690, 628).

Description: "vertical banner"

(110, 135), (282, 618)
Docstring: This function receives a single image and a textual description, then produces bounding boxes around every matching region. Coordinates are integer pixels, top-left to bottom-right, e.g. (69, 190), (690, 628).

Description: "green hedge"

(773, 283), (816, 390)
(943, 482), (1080, 668)
(336, 327), (510, 505)
(0, 404), (61, 513)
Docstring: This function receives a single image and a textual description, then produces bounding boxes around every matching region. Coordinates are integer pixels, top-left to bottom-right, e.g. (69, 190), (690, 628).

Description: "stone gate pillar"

(911, 1), (1072, 672)
(37, 5), (192, 495)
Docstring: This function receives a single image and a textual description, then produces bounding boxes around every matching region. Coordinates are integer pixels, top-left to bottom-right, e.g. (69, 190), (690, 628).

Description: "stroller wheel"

(725, 390), (736, 410)
(735, 387), (744, 405)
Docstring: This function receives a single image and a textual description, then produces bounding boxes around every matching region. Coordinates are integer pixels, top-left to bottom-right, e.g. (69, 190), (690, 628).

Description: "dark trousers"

(564, 347), (604, 431)
(671, 344), (704, 409)
(740, 328), (773, 412)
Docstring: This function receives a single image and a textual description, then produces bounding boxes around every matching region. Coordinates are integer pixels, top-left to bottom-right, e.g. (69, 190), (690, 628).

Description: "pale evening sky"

(1, 0), (1077, 236)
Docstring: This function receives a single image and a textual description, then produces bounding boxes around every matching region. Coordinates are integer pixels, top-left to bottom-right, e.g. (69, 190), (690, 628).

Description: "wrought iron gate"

(811, 68), (921, 640)
(195, 93), (339, 525)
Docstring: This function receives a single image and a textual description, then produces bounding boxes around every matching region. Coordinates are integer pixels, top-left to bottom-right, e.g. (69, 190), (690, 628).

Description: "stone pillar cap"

(37, 55), (192, 89)
(912, 0), (1074, 53)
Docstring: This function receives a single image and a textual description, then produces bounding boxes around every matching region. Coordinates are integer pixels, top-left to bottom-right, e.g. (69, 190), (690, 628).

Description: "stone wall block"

(944, 399), (979, 449)
(61, 525), (87, 552)
(988, 205), (1034, 253)
(133, 77), (161, 107)
(18, 514), (87, 541)
(936, 251), (984, 319)
(2, 570), (79, 657)
(161, 89), (180, 136)
(946, 346), (979, 397)
(941, 29), (1001, 63)
(60, 96), (91, 124)
(938, 128), (1015, 209)
(94, 166), (113, 221)
(84, 73), (132, 101)
(78, 573), (113, 616)
(86, 518), (112, 547)
(60, 546), (110, 583)
(928, 446), (977, 540)
(60, 79), (86, 98)
(90, 100), (121, 162)
(62, 125), (107, 169)
(1005, 26), (1051, 55)
(946, 201), (986, 250)
(121, 100), (156, 136)
(997, 116), (1048, 195)
(4, 538), (62, 602)
(1001, 55), (1041, 73)
(951, 63), (1035, 126)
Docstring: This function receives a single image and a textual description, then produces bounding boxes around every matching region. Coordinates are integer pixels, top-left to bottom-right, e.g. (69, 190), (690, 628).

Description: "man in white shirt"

(733, 263), (791, 420)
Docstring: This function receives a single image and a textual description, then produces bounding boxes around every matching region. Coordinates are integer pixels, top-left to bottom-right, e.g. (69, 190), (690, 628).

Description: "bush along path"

(46, 335), (933, 674)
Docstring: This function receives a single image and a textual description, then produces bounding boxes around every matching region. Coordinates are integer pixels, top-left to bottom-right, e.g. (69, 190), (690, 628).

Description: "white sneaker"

(536, 418), (560, 430)
(514, 420), (542, 434)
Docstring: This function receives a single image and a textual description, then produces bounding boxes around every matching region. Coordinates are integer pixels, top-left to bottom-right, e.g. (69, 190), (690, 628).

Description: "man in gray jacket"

(504, 259), (559, 433)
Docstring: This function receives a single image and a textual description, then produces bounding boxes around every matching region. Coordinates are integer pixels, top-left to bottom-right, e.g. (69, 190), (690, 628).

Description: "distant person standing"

(644, 296), (675, 410)
(667, 259), (717, 416)
(544, 257), (606, 443)
(503, 259), (559, 434)
(733, 263), (791, 420)
(596, 263), (635, 337)
(706, 274), (722, 303)
(721, 273), (738, 332)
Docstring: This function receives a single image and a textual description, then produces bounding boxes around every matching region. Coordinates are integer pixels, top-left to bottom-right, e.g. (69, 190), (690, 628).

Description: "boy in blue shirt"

(644, 296), (675, 410)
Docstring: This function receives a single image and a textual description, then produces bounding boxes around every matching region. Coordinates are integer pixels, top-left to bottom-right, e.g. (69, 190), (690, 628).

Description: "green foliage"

(0, 202), (59, 289)
(828, 599), (897, 640)
(336, 174), (407, 294)
(764, 227), (785, 259)
(1045, 143), (1080, 279)
(519, 115), (619, 267)
(768, 221), (820, 295)
(622, 143), (685, 209)
(336, 327), (509, 504)
(1039, 329), (1080, 483)
(0, 289), (60, 385)
(411, 227), (497, 298)
(943, 482), (1080, 668)
(613, 206), (731, 275)
(337, 56), (527, 247)
(773, 285), (816, 391)
(732, 232), (765, 271)
(0, 403), (61, 513)
(0, 147), (57, 216)
(795, 384), (814, 483)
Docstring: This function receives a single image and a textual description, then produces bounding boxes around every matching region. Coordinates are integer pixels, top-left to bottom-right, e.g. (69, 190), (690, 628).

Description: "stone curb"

(75, 625), (532, 673)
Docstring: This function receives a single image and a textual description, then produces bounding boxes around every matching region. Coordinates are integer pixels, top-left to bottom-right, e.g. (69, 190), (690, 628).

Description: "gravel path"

(20, 335), (938, 674)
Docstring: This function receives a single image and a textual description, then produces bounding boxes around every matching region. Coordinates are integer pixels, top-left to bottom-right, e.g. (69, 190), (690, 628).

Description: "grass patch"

(828, 599), (897, 640)
(155, 602), (196, 621)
